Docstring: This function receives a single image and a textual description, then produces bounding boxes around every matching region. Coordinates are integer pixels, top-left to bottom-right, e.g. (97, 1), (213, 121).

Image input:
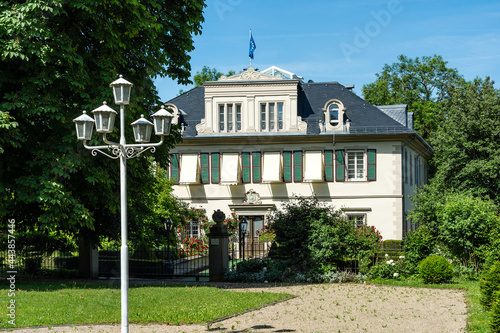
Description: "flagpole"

(249, 29), (252, 68)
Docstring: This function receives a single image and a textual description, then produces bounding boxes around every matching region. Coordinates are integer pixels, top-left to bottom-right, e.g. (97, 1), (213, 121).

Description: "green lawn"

(0, 281), (292, 329)
(369, 278), (490, 332)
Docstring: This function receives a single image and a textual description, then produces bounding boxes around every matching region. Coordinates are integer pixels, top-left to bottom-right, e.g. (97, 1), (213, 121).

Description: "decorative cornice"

(219, 67), (283, 81)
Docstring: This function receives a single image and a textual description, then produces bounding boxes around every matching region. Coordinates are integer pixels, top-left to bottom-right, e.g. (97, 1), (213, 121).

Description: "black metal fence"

(0, 250), (79, 277)
(228, 233), (271, 271)
(0, 240), (402, 279)
(99, 249), (208, 280)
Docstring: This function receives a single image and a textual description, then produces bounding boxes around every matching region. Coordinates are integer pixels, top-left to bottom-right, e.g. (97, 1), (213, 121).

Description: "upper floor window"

(260, 102), (283, 131)
(323, 100), (344, 131)
(218, 103), (241, 133)
(347, 150), (365, 181)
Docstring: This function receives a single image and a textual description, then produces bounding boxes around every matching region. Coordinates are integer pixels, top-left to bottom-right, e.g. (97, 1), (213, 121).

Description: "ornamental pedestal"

(208, 209), (229, 282)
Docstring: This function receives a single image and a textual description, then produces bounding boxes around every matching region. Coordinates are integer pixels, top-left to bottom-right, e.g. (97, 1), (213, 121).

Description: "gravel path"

(11, 283), (467, 333)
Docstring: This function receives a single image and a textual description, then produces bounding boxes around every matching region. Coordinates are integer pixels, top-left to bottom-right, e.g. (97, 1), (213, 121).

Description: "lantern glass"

(110, 75), (133, 105)
(92, 102), (117, 133)
(239, 217), (248, 232)
(131, 115), (153, 143)
(151, 105), (174, 136)
(73, 111), (95, 140)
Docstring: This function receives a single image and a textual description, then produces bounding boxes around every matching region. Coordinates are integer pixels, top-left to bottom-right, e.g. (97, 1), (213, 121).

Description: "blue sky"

(155, 0), (500, 101)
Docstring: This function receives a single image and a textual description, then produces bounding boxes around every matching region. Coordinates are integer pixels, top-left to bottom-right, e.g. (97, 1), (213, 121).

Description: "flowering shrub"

(268, 197), (383, 274)
(184, 207), (208, 225)
(368, 254), (411, 279)
(223, 213), (239, 233)
(179, 237), (208, 257)
(258, 222), (276, 243)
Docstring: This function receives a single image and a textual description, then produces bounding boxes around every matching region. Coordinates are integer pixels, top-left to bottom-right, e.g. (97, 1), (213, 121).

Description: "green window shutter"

(325, 150), (334, 182)
(335, 150), (345, 182)
(170, 153), (179, 184)
(211, 153), (220, 184)
(242, 152), (251, 183)
(200, 153), (210, 183)
(367, 149), (376, 181)
(252, 152), (261, 183)
(293, 151), (303, 182)
(283, 151), (292, 182)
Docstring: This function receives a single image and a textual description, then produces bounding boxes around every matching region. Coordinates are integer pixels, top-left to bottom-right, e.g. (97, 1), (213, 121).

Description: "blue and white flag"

(249, 31), (256, 59)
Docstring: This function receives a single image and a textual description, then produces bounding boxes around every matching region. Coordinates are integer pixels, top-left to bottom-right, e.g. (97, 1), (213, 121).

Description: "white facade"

(165, 67), (432, 240)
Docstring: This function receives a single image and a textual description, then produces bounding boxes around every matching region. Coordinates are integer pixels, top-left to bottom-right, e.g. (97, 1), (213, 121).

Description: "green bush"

(418, 255), (453, 284)
(491, 291), (500, 333)
(480, 261), (500, 310)
(438, 193), (500, 271)
(403, 225), (439, 275)
(268, 197), (382, 274)
(369, 254), (411, 279)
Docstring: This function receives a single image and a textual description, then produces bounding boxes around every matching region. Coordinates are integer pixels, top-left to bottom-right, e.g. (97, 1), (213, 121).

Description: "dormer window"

(329, 104), (339, 126)
(218, 103), (242, 133)
(323, 99), (344, 131)
(260, 102), (284, 131)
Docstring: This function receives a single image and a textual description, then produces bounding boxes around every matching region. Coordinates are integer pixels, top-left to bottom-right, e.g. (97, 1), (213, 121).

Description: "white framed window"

(218, 103), (242, 133)
(189, 220), (200, 238)
(220, 153), (240, 185)
(347, 214), (366, 228)
(347, 150), (365, 181)
(260, 102), (284, 132)
(303, 151), (324, 182)
(323, 100), (344, 131)
(179, 153), (200, 184)
(329, 104), (340, 126)
(262, 152), (282, 183)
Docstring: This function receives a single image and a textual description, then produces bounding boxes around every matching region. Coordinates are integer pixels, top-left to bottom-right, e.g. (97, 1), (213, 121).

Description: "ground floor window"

(347, 214), (366, 228)
(181, 220), (200, 238)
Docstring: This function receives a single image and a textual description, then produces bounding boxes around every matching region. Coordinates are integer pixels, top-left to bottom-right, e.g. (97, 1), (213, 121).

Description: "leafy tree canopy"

(193, 66), (236, 87)
(362, 54), (463, 138)
(0, 0), (205, 241)
(431, 77), (500, 203)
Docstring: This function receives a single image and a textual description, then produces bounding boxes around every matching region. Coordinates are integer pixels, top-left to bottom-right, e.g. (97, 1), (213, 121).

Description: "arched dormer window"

(323, 99), (344, 131)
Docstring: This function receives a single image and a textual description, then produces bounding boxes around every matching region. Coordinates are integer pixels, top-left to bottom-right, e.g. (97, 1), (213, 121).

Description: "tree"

(408, 77), (500, 272)
(0, 1), (205, 242)
(362, 55), (463, 138)
(431, 77), (500, 204)
(193, 66), (236, 87)
(438, 193), (500, 269)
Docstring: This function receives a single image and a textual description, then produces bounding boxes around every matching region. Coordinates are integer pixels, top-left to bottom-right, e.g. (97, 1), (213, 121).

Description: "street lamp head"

(91, 102), (117, 133)
(151, 105), (174, 136)
(164, 217), (172, 232)
(73, 111), (95, 141)
(131, 114), (153, 143)
(239, 216), (248, 233)
(110, 75), (133, 105)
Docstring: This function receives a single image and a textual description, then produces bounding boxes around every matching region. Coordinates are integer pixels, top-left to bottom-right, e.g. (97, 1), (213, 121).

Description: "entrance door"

(240, 215), (264, 258)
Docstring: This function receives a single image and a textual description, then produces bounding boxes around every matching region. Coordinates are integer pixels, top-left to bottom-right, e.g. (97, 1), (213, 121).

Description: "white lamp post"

(73, 75), (173, 333)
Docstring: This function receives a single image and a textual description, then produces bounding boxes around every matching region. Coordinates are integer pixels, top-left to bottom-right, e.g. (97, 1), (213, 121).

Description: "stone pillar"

(79, 233), (99, 279)
(208, 209), (229, 282)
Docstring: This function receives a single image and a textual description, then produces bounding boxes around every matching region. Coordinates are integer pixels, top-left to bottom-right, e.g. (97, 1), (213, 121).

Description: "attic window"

(329, 104), (339, 126)
(260, 102), (284, 131)
(323, 100), (344, 131)
(218, 103), (242, 133)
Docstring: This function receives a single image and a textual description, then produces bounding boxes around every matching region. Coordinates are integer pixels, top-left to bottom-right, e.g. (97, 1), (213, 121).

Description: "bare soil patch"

(12, 283), (467, 333)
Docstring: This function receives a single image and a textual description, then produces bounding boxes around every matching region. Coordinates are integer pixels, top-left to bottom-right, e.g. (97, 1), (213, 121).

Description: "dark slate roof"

(300, 82), (412, 135)
(376, 104), (415, 130)
(166, 81), (413, 138)
(166, 86), (205, 138)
